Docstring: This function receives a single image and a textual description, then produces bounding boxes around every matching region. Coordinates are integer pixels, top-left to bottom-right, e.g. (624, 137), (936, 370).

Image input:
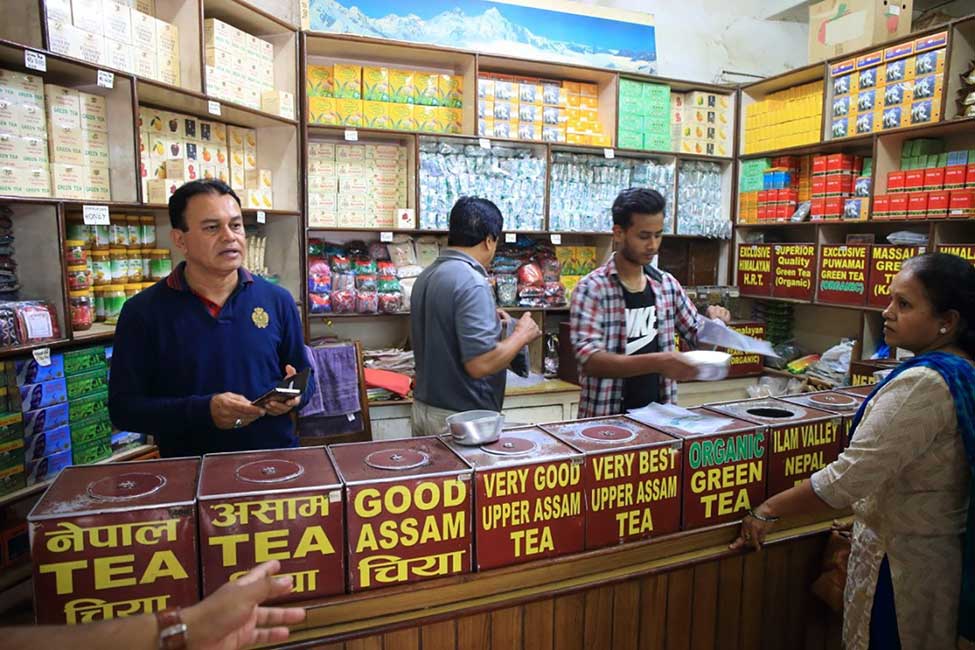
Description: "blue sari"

(849, 351), (975, 642)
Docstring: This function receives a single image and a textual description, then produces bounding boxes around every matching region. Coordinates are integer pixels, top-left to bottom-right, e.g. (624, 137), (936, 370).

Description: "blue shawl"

(849, 351), (975, 641)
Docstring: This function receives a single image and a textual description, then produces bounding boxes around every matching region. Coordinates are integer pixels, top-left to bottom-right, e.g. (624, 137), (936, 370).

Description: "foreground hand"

(266, 365), (301, 417)
(497, 308), (513, 324)
(657, 351), (700, 382)
(730, 508), (776, 552)
(706, 305), (732, 323)
(514, 311), (542, 343)
(211, 393), (265, 429)
(183, 560), (306, 650)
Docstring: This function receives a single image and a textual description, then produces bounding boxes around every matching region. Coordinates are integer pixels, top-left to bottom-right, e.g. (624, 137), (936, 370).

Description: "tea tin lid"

(542, 416), (679, 453)
(328, 436), (471, 484)
(29, 457), (200, 520)
(445, 426), (582, 469)
(706, 397), (835, 425)
(780, 390), (863, 412)
(198, 447), (341, 499)
(642, 406), (760, 440)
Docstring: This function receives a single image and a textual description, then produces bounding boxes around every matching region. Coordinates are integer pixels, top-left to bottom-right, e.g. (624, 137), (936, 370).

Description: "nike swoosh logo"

(626, 333), (657, 355)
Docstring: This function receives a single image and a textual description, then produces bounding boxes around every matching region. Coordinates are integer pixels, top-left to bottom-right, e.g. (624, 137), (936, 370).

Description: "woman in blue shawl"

(732, 253), (974, 650)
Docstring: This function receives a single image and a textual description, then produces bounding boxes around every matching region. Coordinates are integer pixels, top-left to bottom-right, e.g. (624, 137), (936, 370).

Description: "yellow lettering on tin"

(294, 526), (336, 558)
(40, 559), (87, 595)
(510, 526), (554, 557)
(255, 530), (291, 562)
(209, 533), (249, 566)
(94, 554), (137, 589)
(141, 550), (188, 584)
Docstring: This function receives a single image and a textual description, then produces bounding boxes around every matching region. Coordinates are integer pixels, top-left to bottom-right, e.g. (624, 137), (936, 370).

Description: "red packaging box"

(812, 156), (828, 175)
(904, 169), (926, 190)
(924, 167), (945, 191)
(758, 190), (770, 205)
(777, 188), (798, 203)
(824, 197), (844, 218)
(776, 204), (792, 220)
(967, 164), (975, 188)
(826, 175), (854, 196)
(887, 171), (905, 192)
(872, 194), (890, 219)
(949, 190), (975, 218)
(907, 192), (929, 218)
(812, 176), (827, 197)
(826, 153), (854, 173)
(888, 193), (909, 219)
(757, 205), (769, 221)
(810, 198), (826, 218)
(945, 165), (967, 189)
(926, 190), (949, 218)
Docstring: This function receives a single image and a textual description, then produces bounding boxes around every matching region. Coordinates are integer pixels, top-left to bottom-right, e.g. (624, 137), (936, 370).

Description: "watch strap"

(156, 607), (188, 650)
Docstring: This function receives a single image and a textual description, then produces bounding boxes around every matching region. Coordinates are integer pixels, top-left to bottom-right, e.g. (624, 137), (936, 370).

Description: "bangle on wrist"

(747, 508), (780, 523)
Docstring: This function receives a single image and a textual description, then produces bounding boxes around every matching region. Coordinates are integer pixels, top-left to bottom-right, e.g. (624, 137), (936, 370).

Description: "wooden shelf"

(71, 322), (116, 342)
(741, 62), (825, 97)
(138, 79), (298, 128)
(740, 134), (873, 160)
(204, 0), (299, 33)
(0, 444), (157, 509)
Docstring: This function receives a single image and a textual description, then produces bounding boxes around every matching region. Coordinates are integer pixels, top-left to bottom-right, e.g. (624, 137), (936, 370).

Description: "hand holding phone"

(252, 367), (310, 408)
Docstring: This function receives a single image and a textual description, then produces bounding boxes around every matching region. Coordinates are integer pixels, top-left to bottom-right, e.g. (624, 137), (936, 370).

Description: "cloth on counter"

(300, 343), (361, 418)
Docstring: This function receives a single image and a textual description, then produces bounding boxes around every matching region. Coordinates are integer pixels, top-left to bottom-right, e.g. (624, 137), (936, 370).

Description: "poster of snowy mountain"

(307, 0), (657, 74)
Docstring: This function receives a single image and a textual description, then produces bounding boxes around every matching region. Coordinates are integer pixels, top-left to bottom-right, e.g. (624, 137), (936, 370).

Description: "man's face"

(171, 192), (246, 275)
(613, 212), (664, 267)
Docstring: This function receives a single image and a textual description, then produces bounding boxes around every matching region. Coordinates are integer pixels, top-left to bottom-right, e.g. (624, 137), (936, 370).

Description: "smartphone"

(252, 368), (311, 407)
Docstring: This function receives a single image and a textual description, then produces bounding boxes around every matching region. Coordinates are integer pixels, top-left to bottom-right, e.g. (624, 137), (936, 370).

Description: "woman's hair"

(902, 252), (975, 356)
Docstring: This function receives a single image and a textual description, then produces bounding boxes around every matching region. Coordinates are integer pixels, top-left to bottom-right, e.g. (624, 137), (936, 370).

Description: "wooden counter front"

(270, 514), (843, 650)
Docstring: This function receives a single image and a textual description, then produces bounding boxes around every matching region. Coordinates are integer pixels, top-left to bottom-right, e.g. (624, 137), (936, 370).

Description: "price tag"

(32, 347), (52, 367)
(24, 50), (46, 72)
(97, 70), (114, 89)
(380, 231), (393, 242)
(888, 4), (900, 15)
(82, 204), (110, 225)
(603, 148), (615, 159)
(344, 129), (358, 142)
(479, 138), (491, 149)
(207, 100), (221, 116)
(505, 233), (516, 243)
(550, 233), (562, 245)
(256, 210), (266, 224)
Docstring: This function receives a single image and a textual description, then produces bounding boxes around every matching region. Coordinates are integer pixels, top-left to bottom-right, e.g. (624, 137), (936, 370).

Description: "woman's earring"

(939, 327), (948, 334)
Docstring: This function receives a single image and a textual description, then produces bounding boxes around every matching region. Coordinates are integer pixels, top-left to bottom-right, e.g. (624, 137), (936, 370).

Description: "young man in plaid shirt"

(570, 188), (731, 418)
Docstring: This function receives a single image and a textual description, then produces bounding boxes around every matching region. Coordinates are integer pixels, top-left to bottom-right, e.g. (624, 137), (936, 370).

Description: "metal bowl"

(446, 410), (504, 446)
(684, 350), (732, 381)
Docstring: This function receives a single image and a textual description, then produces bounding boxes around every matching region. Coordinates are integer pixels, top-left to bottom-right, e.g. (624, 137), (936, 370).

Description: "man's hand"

(211, 393), (265, 429)
(655, 351), (701, 382)
(513, 311), (542, 344)
(265, 365), (301, 417)
(497, 308), (513, 324)
(183, 560), (306, 650)
(706, 305), (732, 323)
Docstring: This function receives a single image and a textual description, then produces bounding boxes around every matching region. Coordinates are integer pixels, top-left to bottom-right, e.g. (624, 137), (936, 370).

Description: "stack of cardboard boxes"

(744, 82), (823, 154)
(809, 154), (870, 221)
(873, 140), (975, 219)
(617, 79), (669, 151)
(307, 142), (408, 229)
(205, 18), (293, 118)
(138, 107), (271, 208)
(0, 70), (51, 198)
(46, 0), (180, 86)
(672, 90), (733, 157)
(308, 63), (462, 133)
(46, 84), (111, 200)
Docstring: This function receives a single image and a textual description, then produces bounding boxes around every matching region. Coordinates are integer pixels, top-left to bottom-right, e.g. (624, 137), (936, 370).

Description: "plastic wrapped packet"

(676, 160), (730, 239)
(356, 291), (378, 314)
(12, 301), (61, 345)
(308, 238), (325, 258)
(388, 236), (417, 267)
(331, 289), (357, 313)
(377, 260), (397, 277)
(352, 257), (377, 276)
(309, 293), (332, 314)
(333, 272), (356, 292)
(496, 274), (517, 307)
(329, 254), (351, 273)
(400, 277), (417, 311)
(517, 262), (543, 286)
(356, 274), (377, 292)
(541, 257), (561, 283)
(414, 237), (441, 267)
(379, 292), (403, 313)
(308, 256), (331, 275)
(308, 273), (332, 294)
(377, 275), (401, 293)
(368, 242), (390, 261)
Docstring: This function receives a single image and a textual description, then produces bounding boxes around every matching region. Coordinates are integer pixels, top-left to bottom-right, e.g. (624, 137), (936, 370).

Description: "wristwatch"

(156, 607), (188, 650)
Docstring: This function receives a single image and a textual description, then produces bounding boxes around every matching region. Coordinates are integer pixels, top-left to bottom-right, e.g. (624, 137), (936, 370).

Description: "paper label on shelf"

(479, 138), (491, 149)
(550, 234), (562, 245)
(344, 129), (358, 142)
(97, 70), (114, 89)
(32, 347), (52, 367)
(25, 50), (46, 72)
(380, 231), (393, 243)
(887, 5), (900, 15)
(603, 148), (615, 159)
(505, 233), (516, 243)
(24, 311), (53, 340)
(82, 204), (110, 226)
(208, 100), (222, 116)
(256, 210), (266, 224)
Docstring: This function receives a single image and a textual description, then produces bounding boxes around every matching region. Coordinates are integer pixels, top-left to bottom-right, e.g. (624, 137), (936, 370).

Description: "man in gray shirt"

(410, 197), (542, 436)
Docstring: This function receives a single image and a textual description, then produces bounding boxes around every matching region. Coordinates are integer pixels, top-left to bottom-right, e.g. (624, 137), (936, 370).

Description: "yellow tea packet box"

(306, 64), (334, 97)
(389, 69), (415, 104)
(388, 103), (415, 130)
(308, 97), (337, 125)
(414, 72), (440, 106)
(333, 64), (362, 99)
(362, 66), (389, 102)
(415, 106), (439, 132)
(362, 101), (389, 129)
(335, 99), (363, 127)
(439, 74), (463, 108)
(443, 107), (463, 133)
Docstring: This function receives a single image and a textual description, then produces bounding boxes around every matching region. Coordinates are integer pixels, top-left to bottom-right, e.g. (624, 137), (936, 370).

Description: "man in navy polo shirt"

(109, 180), (312, 457)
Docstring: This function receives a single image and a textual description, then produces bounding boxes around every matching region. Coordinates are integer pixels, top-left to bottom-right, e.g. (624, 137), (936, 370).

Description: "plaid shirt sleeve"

(570, 273), (606, 367)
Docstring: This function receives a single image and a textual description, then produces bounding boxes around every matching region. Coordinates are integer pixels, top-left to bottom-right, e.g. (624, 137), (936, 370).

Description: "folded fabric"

(298, 411), (364, 438)
(363, 368), (412, 398)
(505, 318), (530, 378)
(300, 344), (361, 418)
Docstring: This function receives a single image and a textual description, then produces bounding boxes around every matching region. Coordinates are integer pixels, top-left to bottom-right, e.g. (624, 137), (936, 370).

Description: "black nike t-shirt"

(622, 282), (661, 410)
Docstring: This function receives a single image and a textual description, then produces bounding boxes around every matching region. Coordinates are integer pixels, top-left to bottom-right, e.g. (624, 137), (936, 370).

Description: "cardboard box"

(809, 0), (913, 63)
(45, 85), (81, 130)
(105, 38), (135, 74)
(131, 10), (156, 50)
(135, 48), (157, 80)
(103, 0), (132, 43)
(82, 165), (111, 200)
(71, 0), (103, 35)
(79, 93), (107, 132)
(48, 127), (85, 165)
(261, 91), (294, 120)
(77, 28), (106, 66)
(332, 64), (362, 99)
(81, 129), (110, 166)
(156, 19), (179, 54)
(389, 69), (414, 104)
(308, 97), (337, 125)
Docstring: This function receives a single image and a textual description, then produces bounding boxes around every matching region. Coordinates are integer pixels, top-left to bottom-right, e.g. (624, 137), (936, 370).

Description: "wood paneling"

(456, 613), (491, 650)
(612, 581), (641, 650)
(523, 599), (554, 650)
(552, 592), (585, 650)
(421, 620), (456, 650)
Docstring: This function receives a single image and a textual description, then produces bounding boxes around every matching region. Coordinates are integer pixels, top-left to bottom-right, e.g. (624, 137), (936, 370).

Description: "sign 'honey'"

(28, 458), (200, 624)
(706, 398), (843, 497)
(328, 437), (472, 592)
(542, 417), (680, 549)
(446, 427), (585, 569)
(197, 448), (344, 602)
(649, 408), (766, 529)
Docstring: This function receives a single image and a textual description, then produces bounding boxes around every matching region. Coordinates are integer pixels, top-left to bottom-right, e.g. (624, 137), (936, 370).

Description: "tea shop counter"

(272, 512), (843, 650)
